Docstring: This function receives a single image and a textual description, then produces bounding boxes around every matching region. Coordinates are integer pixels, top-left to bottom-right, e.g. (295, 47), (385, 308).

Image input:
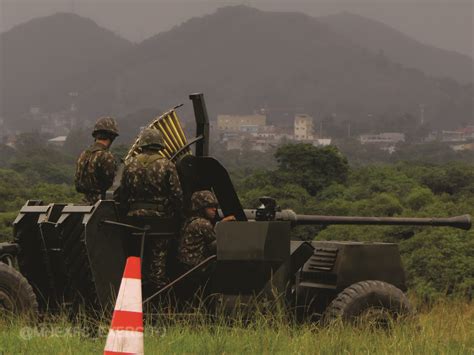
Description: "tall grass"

(0, 300), (472, 354)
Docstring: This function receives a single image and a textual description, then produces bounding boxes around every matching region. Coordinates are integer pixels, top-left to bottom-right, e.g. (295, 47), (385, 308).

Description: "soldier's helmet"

(92, 117), (119, 137)
(191, 190), (218, 211)
(138, 129), (165, 149)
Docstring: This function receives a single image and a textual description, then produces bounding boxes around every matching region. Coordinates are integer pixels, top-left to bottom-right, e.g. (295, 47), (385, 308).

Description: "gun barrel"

(242, 209), (471, 230)
(290, 214), (472, 230)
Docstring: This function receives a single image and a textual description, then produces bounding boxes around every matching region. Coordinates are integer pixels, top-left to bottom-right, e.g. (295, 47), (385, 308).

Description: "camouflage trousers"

(144, 239), (169, 290)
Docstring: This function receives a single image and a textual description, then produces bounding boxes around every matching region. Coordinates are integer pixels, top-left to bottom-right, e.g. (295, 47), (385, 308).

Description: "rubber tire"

(321, 280), (412, 326)
(0, 263), (38, 318)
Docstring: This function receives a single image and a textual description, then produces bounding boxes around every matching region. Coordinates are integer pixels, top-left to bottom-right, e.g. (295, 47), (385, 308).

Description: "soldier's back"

(75, 142), (116, 204)
(121, 153), (182, 217)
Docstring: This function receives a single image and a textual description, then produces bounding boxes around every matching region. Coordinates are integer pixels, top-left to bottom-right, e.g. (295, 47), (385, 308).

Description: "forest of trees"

(0, 139), (472, 300)
(231, 144), (473, 299)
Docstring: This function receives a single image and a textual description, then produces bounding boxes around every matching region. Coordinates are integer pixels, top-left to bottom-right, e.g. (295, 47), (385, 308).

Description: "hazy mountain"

(0, 13), (133, 118)
(320, 12), (474, 84)
(71, 6), (472, 128)
(2, 6), (473, 130)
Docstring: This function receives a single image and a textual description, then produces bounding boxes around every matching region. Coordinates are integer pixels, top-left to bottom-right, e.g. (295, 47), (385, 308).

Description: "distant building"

(312, 139), (332, 147)
(359, 133), (405, 145)
(440, 130), (466, 142)
(359, 132), (404, 154)
(225, 137), (243, 151)
(38, 111), (75, 136)
(427, 126), (474, 143)
(294, 114), (314, 140)
(217, 114), (266, 132)
(462, 126), (474, 139)
(217, 112), (331, 152)
(251, 139), (274, 152)
(451, 142), (474, 151)
(47, 135), (67, 147)
(441, 126), (474, 142)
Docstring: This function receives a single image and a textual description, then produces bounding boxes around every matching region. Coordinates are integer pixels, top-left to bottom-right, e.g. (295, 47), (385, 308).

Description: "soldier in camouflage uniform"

(178, 190), (235, 270)
(120, 128), (183, 289)
(75, 117), (119, 204)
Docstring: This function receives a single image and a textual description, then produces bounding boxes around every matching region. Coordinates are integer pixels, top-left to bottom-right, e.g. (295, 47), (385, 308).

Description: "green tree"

(405, 187), (435, 211)
(400, 229), (474, 299)
(274, 144), (349, 195)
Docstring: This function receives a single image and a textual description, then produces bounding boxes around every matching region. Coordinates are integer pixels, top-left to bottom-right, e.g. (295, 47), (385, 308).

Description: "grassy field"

(0, 300), (472, 354)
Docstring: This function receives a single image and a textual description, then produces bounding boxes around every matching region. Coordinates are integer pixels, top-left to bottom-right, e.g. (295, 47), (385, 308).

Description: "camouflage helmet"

(92, 117), (119, 137)
(138, 129), (165, 149)
(191, 190), (218, 211)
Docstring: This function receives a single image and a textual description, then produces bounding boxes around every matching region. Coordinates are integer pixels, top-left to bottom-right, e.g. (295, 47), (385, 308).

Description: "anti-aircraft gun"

(211, 197), (471, 322)
(0, 94), (471, 325)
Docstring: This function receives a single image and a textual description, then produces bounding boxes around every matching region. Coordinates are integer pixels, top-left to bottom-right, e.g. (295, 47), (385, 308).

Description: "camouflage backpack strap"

(136, 153), (163, 167)
(89, 144), (106, 153)
(82, 143), (107, 163)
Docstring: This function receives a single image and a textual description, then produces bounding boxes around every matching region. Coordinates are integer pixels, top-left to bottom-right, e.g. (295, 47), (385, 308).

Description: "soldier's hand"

(222, 215), (236, 222)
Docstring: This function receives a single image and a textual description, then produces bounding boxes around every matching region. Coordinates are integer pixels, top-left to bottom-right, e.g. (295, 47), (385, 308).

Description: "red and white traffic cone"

(104, 256), (144, 355)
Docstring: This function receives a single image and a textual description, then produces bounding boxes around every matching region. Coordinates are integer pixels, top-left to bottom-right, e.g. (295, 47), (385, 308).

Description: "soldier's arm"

(74, 151), (85, 192)
(118, 165), (131, 215)
(95, 151), (117, 191)
(202, 220), (217, 255)
(179, 220), (216, 266)
(168, 163), (183, 212)
(178, 221), (202, 266)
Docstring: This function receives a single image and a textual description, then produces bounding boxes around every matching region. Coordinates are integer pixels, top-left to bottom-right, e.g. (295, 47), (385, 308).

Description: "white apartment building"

(294, 114), (314, 140)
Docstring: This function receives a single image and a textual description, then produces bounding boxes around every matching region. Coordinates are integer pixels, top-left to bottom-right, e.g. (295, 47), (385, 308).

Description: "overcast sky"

(1, 0), (473, 58)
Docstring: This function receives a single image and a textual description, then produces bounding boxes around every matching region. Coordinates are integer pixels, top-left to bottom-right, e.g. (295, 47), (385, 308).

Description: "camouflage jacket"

(178, 216), (216, 267)
(120, 152), (183, 218)
(75, 142), (116, 204)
